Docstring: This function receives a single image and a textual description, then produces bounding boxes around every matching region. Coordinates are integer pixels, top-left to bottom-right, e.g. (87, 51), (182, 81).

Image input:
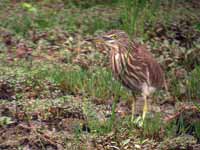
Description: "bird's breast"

(110, 52), (145, 92)
(111, 52), (124, 76)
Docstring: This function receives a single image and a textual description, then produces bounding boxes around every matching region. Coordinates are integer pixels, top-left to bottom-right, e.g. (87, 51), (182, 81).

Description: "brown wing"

(110, 41), (165, 92)
(133, 42), (165, 89)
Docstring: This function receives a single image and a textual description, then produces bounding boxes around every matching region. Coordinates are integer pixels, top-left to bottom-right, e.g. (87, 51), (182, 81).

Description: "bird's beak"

(85, 37), (104, 43)
(102, 36), (112, 41)
(85, 38), (94, 42)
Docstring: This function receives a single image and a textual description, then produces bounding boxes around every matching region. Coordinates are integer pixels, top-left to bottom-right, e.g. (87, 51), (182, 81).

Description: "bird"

(86, 29), (165, 121)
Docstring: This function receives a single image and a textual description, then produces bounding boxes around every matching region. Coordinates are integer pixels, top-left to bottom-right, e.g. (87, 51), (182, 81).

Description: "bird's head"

(86, 30), (129, 53)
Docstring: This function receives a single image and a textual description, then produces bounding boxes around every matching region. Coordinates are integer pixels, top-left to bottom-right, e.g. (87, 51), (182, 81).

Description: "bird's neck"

(110, 45), (129, 76)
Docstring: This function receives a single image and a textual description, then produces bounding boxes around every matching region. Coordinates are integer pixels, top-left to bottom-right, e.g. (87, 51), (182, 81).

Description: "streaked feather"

(94, 29), (165, 94)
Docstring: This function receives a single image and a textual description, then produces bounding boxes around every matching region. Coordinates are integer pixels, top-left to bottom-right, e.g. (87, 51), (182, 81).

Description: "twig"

(164, 105), (198, 122)
(18, 124), (62, 147)
(109, 145), (120, 150)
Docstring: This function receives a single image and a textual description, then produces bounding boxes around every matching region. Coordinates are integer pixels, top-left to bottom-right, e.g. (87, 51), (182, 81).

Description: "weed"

(194, 122), (200, 143)
(66, 0), (119, 9)
(86, 17), (110, 34)
(0, 4), (55, 36)
(176, 114), (186, 135)
(169, 75), (183, 99)
(36, 65), (130, 100)
(195, 23), (200, 31)
(164, 120), (177, 138)
(142, 113), (163, 139)
(187, 66), (200, 100)
(120, 0), (161, 37)
(108, 95), (118, 131)
(0, 116), (14, 127)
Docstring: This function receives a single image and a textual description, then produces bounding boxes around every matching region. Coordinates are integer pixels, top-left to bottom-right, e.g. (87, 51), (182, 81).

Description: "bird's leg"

(131, 94), (136, 121)
(142, 94), (148, 120)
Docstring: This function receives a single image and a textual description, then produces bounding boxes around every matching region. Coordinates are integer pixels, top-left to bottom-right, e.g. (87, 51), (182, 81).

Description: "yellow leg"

(131, 96), (136, 121)
(142, 95), (148, 120)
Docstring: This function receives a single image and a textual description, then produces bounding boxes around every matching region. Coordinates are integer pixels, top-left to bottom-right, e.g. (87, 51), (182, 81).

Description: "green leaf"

(21, 2), (37, 13)
(194, 101), (200, 112)
(0, 116), (14, 126)
(21, 2), (32, 9)
(122, 139), (130, 146)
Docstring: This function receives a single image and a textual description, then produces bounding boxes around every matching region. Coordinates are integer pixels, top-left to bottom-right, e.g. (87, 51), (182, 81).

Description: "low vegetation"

(0, 0), (200, 149)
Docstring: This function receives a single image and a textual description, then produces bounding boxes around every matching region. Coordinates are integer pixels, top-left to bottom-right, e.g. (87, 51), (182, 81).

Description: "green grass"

(0, 0), (162, 37)
(0, 61), (131, 134)
(120, 0), (161, 37)
(37, 65), (130, 100)
(142, 114), (163, 139)
(86, 16), (115, 34)
(0, 3), (57, 36)
(194, 121), (200, 142)
(0, 0), (200, 148)
(169, 76), (183, 100)
(65, 0), (119, 9)
(187, 66), (200, 100)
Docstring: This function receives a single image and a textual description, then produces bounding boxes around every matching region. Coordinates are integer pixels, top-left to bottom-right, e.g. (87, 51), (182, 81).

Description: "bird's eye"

(111, 35), (117, 39)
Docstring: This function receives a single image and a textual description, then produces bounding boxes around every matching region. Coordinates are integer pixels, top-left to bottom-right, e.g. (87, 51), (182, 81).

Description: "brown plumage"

(87, 29), (165, 120)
